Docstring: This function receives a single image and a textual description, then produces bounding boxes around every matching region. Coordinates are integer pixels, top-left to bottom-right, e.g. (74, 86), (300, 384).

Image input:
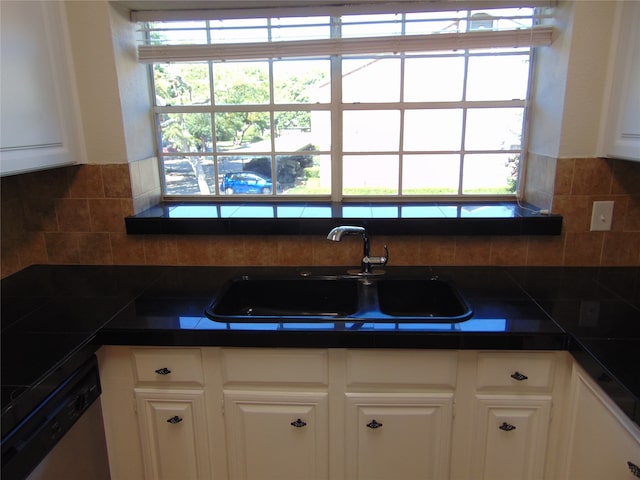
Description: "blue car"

(220, 172), (273, 195)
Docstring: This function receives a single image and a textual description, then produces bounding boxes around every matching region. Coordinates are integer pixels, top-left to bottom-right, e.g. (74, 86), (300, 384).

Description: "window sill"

(125, 201), (562, 236)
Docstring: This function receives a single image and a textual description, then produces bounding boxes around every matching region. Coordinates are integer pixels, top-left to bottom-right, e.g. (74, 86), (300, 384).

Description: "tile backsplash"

(1, 157), (638, 278)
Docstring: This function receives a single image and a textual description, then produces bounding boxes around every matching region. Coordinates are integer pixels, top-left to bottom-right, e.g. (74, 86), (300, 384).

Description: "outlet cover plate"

(590, 201), (614, 231)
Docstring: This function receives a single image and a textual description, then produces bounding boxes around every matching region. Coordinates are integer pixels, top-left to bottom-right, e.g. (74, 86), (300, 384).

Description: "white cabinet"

(455, 351), (570, 480)
(221, 348), (330, 480)
(100, 347), (640, 480)
(0, 1), (84, 175)
(135, 389), (211, 480)
(343, 349), (457, 480)
(98, 347), (225, 480)
(131, 348), (213, 480)
(601, 1), (640, 161)
(345, 392), (453, 480)
(470, 395), (551, 480)
(223, 390), (329, 480)
(560, 363), (640, 480)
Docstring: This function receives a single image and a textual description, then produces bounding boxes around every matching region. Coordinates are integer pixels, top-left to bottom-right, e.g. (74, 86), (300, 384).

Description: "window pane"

(342, 58), (400, 103)
(213, 62), (270, 105)
(159, 113), (212, 152)
(154, 63), (210, 106)
(278, 154), (330, 195)
(273, 59), (330, 104)
(343, 155), (399, 195)
(147, 21), (208, 45)
(270, 17), (331, 41)
(210, 18), (268, 43)
(405, 11), (467, 34)
(343, 110), (400, 151)
(275, 111), (330, 151)
(341, 14), (403, 38)
(218, 155), (265, 175)
(163, 156), (215, 195)
(402, 154), (460, 195)
(404, 110), (462, 151)
(462, 153), (519, 194)
(215, 112), (271, 150)
(465, 108), (523, 150)
(466, 54), (530, 101)
(471, 8), (534, 31)
(404, 56), (464, 102)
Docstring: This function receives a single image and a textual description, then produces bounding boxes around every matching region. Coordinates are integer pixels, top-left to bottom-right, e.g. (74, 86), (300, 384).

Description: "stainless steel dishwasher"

(1, 355), (110, 480)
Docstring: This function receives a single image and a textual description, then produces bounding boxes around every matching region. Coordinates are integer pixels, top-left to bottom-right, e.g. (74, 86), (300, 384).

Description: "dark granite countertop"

(1, 265), (638, 437)
(125, 201), (563, 236)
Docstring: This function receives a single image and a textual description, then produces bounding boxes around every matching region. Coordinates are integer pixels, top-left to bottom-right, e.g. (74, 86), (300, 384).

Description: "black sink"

(206, 276), (360, 320)
(205, 275), (472, 323)
(376, 279), (473, 322)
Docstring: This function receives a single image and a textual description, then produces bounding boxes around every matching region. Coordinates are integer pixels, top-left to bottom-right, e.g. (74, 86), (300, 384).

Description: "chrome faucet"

(326, 226), (389, 275)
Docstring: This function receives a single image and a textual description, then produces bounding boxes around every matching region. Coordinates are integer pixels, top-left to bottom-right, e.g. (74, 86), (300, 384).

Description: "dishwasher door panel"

(26, 401), (110, 480)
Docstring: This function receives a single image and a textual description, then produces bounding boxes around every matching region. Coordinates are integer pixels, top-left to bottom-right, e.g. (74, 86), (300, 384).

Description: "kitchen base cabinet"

(345, 393), (453, 480)
(135, 389), (211, 480)
(223, 390), (329, 480)
(470, 395), (552, 480)
(98, 346), (227, 480)
(100, 347), (640, 480)
(559, 363), (640, 480)
(450, 351), (571, 480)
(342, 349), (457, 480)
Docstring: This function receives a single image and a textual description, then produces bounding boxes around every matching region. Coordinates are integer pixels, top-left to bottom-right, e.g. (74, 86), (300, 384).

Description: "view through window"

(140, 6), (548, 200)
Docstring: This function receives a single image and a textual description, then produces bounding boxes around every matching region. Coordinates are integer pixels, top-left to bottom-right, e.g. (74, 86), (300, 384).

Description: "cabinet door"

(563, 368), (640, 480)
(470, 395), (551, 480)
(0, 1), (82, 175)
(224, 390), (329, 480)
(345, 392), (453, 480)
(135, 389), (211, 480)
(602, 1), (640, 161)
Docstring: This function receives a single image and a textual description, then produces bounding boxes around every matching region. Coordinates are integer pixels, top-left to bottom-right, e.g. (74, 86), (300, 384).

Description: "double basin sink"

(205, 274), (473, 323)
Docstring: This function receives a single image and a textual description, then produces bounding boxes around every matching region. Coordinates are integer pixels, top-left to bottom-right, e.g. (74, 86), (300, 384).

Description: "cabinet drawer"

(222, 348), (328, 387)
(132, 348), (204, 386)
(346, 350), (458, 389)
(476, 352), (555, 392)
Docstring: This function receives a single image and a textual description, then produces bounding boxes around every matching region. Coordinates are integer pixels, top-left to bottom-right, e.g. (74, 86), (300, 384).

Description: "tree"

(213, 65), (270, 145)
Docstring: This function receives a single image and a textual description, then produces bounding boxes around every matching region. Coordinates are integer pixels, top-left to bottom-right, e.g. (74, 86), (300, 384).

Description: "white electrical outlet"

(590, 201), (614, 231)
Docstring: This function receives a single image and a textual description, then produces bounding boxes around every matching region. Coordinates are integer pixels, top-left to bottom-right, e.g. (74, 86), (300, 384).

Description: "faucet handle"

(364, 245), (389, 267)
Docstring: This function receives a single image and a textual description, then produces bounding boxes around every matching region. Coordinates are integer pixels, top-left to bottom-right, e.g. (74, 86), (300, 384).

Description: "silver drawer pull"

(499, 422), (516, 432)
(167, 416), (183, 424)
(629, 461), (640, 478)
(155, 367), (171, 375)
(510, 371), (528, 381)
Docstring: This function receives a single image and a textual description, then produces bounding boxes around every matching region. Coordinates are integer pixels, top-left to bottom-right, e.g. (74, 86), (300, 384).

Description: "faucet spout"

(326, 225), (366, 242)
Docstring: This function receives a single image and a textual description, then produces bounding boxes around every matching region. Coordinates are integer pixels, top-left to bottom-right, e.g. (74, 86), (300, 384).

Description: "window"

(135, 2), (553, 202)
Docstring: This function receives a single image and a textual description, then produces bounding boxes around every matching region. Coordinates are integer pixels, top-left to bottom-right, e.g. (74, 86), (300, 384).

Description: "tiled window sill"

(125, 201), (562, 236)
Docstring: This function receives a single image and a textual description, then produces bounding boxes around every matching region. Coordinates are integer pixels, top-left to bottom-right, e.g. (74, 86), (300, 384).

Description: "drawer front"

(132, 348), (204, 386)
(346, 350), (458, 389)
(476, 352), (556, 392)
(222, 348), (329, 387)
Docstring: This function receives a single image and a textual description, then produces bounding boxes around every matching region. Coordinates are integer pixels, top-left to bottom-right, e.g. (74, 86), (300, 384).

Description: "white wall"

(529, 0), (616, 159)
(65, 1), (154, 165)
